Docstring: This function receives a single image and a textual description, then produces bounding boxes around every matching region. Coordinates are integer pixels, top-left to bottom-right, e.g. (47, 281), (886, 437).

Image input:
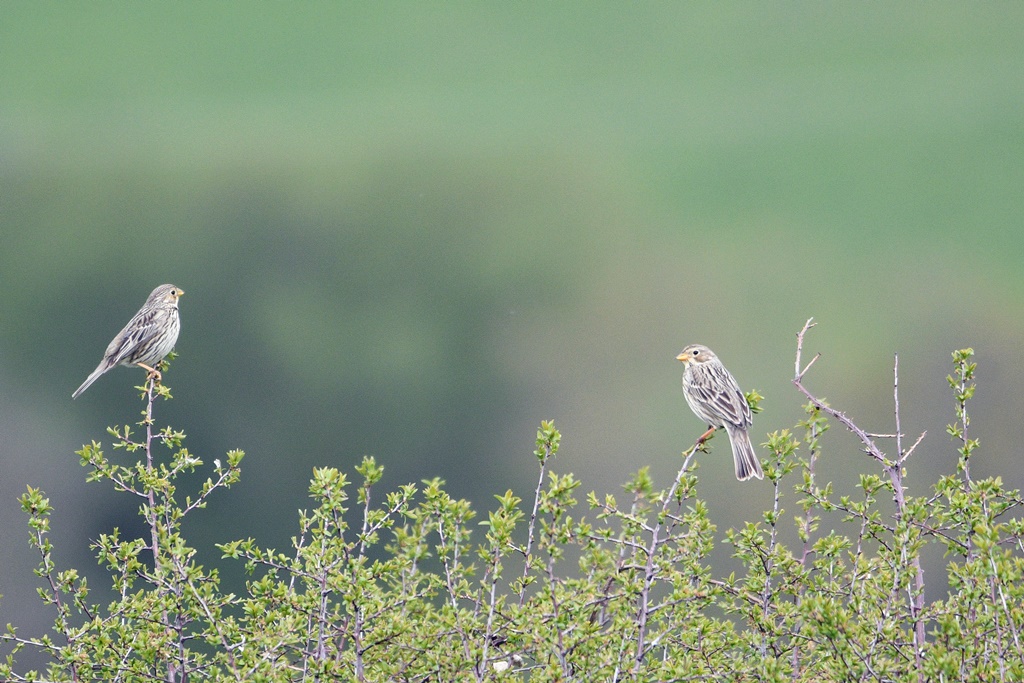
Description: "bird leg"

(697, 426), (717, 444)
(136, 362), (163, 382)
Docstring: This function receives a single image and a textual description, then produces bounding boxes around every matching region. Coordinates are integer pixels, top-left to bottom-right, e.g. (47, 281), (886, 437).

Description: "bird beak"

(676, 352), (689, 363)
(177, 289), (185, 297)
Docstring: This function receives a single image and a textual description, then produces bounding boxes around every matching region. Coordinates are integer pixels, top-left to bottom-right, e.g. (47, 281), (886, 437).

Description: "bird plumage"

(677, 343), (763, 481)
(72, 284), (183, 399)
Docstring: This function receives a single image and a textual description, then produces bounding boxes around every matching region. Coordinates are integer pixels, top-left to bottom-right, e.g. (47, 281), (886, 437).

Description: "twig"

(901, 431), (927, 465)
(794, 318), (818, 379)
(632, 436), (701, 672)
(791, 320), (927, 682)
(894, 354), (903, 461)
(518, 431), (555, 608)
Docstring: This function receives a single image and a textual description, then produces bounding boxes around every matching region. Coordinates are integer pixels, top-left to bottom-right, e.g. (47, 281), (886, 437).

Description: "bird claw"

(137, 363), (163, 383)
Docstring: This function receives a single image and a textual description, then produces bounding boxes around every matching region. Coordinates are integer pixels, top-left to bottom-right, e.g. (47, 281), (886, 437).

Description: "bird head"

(676, 344), (717, 365)
(149, 284), (184, 305)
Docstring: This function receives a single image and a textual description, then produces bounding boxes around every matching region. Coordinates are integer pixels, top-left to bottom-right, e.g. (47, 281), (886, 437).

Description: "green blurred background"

(2, 3), (1024, 640)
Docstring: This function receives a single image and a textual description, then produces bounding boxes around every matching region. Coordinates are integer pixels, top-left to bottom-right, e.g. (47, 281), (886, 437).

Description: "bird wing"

(688, 362), (753, 428)
(103, 308), (162, 365)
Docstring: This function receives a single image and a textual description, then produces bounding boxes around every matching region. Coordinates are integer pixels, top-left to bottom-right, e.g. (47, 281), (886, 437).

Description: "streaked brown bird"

(677, 343), (764, 481)
(72, 284), (184, 399)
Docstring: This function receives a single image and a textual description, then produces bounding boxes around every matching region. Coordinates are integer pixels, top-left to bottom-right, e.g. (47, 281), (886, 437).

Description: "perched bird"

(72, 284), (184, 399)
(677, 344), (763, 481)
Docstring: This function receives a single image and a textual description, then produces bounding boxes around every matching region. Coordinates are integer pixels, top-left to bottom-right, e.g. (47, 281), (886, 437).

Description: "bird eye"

(692, 349), (699, 356)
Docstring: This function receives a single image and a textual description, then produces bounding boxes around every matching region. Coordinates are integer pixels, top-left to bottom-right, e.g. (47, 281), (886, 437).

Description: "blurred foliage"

(2, 2), (1024, 653)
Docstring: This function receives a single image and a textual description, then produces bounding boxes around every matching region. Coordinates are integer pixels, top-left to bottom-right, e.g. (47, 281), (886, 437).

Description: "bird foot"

(697, 426), (717, 444)
(137, 363), (163, 383)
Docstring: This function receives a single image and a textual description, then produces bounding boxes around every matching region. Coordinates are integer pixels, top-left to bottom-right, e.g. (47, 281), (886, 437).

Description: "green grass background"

(2, 2), (1023, 641)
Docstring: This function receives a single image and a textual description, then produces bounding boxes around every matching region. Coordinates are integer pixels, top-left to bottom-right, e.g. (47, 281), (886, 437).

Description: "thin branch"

(901, 431), (927, 465)
(791, 320), (927, 682)
(894, 354), (903, 462)
(795, 318), (818, 379)
(633, 436), (701, 671)
(518, 435), (554, 608)
(793, 383), (888, 466)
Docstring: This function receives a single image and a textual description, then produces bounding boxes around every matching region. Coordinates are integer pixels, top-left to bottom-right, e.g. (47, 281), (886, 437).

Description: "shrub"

(3, 321), (1023, 681)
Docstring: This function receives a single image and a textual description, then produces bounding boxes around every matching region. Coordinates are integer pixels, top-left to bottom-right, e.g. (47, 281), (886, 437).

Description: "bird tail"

(725, 426), (764, 481)
(72, 362), (110, 399)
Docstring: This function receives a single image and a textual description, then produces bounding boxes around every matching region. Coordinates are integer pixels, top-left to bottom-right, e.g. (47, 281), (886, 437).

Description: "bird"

(676, 344), (763, 481)
(72, 284), (184, 399)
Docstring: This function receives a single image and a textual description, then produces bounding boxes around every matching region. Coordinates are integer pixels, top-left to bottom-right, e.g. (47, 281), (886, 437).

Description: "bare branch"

(792, 383), (888, 465)
(795, 317), (817, 377)
(894, 354), (903, 461)
(790, 320), (927, 680)
(901, 431), (927, 465)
